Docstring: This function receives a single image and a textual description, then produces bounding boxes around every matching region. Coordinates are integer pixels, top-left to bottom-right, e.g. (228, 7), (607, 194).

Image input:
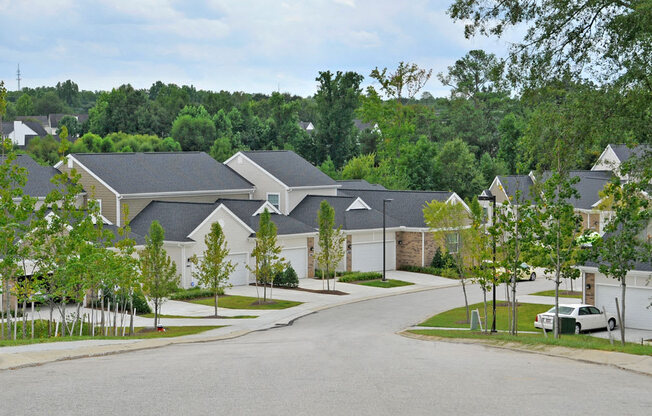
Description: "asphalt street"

(1, 283), (651, 416)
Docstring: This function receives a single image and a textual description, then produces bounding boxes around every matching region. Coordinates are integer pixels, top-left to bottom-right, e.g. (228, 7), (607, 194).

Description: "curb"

(399, 331), (652, 378)
(0, 282), (461, 371)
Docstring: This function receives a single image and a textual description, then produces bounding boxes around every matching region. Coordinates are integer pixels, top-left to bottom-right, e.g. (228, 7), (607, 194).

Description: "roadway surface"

(1, 284), (650, 415)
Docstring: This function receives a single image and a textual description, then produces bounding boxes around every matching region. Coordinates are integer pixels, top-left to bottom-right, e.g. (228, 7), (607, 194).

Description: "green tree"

(497, 113), (523, 174)
(140, 221), (179, 328)
(56, 80), (79, 107)
(315, 201), (346, 291)
(448, 0), (652, 87)
(437, 49), (505, 101)
(423, 200), (474, 322)
(189, 222), (235, 317)
(314, 70), (364, 167)
(248, 210), (285, 302)
(318, 156), (340, 180)
(171, 114), (216, 151)
(591, 150), (651, 344)
(57, 115), (81, 138)
(435, 139), (484, 199)
(15, 93), (34, 116)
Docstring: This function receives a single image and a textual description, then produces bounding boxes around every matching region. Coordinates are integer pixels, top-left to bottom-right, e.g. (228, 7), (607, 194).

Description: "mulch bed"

(249, 283), (348, 296)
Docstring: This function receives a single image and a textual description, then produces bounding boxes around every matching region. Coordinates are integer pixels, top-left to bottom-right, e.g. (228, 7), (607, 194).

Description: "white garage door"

(226, 253), (249, 286)
(596, 284), (652, 330)
(352, 242), (395, 272)
(281, 248), (307, 278)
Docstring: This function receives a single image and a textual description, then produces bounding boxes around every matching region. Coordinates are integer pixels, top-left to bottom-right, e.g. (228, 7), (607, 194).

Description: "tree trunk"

(620, 281), (626, 345)
(49, 302), (54, 337)
(1, 286), (4, 340)
(153, 298), (159, 328)
(129, 295), (134, 336)
(13, 301), (18, 340)
(214, 292), (218, 317)
(461, 277), (470, 324)
(326, 266), (330, 291)
(100, 296), (105, 334)
(483, 289), (488, 334)
(512, 281), (517, 335)
(113, 297), (118, 336)
(31, 301), (34, 339)
(22, 300), (27, 339)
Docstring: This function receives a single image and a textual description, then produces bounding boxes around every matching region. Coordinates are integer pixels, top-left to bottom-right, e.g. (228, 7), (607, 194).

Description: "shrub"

(314, 269), (355, 278)
(274, 265), (299, 288)
(170, 287), (224, 300)
(430, 247), (456, 269)
(398, 265), (460, 278)
(338, 271), (382, 282)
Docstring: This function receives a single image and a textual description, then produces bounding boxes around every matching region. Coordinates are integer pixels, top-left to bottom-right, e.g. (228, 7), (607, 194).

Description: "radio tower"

(16, 64), (21, 91)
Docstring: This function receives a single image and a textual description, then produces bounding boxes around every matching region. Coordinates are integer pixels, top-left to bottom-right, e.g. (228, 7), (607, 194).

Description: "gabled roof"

(496, 175), (537, 204)
(237, 150), (337, 188)
(609, 144), (650, 164)
(23, 121), (49, 137)
(218, 199), (315, 235)
(129, 201), (220, 242)
(337, 179), (387, 191)
(16, 116), (48, 126)
(1, 154), (60, 198)
(290, 195), (402, 230)
(1, 122), (13, 135)
(548, 170), (613, 210)
(353, 119), (374, 131)
(65, 152), (254, 195)
(338, 189), (455, 228)
(130, 199), (315, 242)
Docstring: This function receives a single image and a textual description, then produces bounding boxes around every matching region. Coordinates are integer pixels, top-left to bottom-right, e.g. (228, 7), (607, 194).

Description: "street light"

(478, 190), (497, 333)
(382, 198), (393, 282)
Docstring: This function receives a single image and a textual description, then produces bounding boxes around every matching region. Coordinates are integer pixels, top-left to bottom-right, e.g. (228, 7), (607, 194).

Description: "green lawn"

(140, 313), (257, 319)
(419, 301), (552, 332)
(409, 329), (652, 356)
(189, 295), (302, 310)
(0, 325), (223, 348)
(357, 279), (414, 288)
(531, 290), (583, 299)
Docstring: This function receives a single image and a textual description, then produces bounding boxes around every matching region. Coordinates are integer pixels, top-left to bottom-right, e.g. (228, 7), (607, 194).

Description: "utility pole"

(16, 64), (21, 91)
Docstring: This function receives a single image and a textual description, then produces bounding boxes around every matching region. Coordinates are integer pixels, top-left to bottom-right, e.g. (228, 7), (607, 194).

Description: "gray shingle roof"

(353, 119), (373, 131)
(338, 189), (453, 228)
(610, 144), (650, 164)
(337, 179), (387, 191)
(16, 116), (48, 127)
(1, 154), (60, 197)
(219, 199), (315, 235)
(568, 170), (613, 209)
(71, 152), (254, 195)
(497, 175), (537, 204)
(130, 199), (314, 242)
(1, 122), (13, 135)
(23, 121), (49, 137)
(290, 195), (402, 230)
(241, 150), (337, 188)
(129, 201), (219, 242)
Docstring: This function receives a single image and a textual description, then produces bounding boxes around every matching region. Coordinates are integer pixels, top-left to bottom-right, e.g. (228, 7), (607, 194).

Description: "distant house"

(353, 119), (380, 133)
(224, 150), (340, 215)
(1, 120), (51, 148)
(592, 143), (650, 179)
(298, 121), (315, 133)
(55, 152), (255, 226)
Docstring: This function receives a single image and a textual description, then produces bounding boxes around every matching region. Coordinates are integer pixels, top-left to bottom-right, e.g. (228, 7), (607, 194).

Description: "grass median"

(189, 295), (302, 310)
(530, 290), (582, 299)
(357, 279), (414, 288)
(140, 313), (257, 319)
(0, 325), (224, 348)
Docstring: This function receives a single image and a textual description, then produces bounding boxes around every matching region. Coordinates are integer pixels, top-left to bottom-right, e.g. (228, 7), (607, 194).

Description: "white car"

(534, 304), (617, 334)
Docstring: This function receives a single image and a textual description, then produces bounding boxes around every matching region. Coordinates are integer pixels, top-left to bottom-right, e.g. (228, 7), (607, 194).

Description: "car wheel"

(575, 323), (581, 334)
(608, 318), (616, 331)
(529, 272), (536, 281)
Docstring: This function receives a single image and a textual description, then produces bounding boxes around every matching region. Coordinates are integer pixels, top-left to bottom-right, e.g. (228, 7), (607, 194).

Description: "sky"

(0, 0), (521, 97)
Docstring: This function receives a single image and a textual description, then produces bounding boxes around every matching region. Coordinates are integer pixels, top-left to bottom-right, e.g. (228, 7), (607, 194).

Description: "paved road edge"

(399, 331), (652, 377)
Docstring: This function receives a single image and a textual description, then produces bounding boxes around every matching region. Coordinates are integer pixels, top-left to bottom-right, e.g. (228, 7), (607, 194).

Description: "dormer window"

(266, 193), (280, 210)
(346, 197), (371, 211)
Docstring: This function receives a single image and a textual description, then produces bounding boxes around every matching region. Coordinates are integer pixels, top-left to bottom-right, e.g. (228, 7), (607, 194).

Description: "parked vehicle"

(534, 304), (617, 334)
(483, 261), (537, 281)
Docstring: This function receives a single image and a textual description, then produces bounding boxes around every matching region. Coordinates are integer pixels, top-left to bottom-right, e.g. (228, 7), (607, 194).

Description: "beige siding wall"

(489, 179), (508, 204)
(58, 160), (118, 224)
(287, 187), (337, 213)
(226, 155), (288, 212)
(162, 243), (185, 287)
(122, 193), (249, 223)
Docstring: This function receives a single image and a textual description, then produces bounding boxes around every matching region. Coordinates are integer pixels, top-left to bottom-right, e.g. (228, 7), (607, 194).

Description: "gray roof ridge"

(73, 151), (202, 156)
(147, 200), (217, 206)
(346, 188), (452, 194)
(242, 149), (291, 153)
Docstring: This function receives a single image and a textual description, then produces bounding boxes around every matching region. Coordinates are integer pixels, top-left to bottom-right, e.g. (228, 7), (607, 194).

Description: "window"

(579, 307), (590, 316)
(267, 193), (280, 210)
(589, 307), (602, 315)
(445, 233), (459, 254)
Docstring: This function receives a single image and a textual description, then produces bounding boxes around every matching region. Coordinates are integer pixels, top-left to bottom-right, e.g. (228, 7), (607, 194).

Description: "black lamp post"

(382, 198), (393, 282)
(478, 191), (497, 333)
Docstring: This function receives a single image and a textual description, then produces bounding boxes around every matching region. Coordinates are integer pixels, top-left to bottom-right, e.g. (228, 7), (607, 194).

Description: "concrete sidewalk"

(0, 270), (460, 370)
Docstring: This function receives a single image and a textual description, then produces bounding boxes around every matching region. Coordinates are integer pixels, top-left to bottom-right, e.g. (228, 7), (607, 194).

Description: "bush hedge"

(338, 271), (382, 282)
(399, 265), (459, 278)
(273, 265), (299, 288)
(170, 287), (224, 300)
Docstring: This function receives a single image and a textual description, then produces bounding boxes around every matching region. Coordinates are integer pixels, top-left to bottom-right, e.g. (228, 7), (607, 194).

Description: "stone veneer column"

(346, 235), (352, 272)
(307, 237), (315, 278)
(584, 272), (595, 305)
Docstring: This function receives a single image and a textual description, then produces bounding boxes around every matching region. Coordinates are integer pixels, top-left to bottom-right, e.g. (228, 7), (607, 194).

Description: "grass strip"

(408, 329), (652, 356)
(357, 279), (414, 288)
(189, 295), (302, 310)
(530, 290), (582, 299)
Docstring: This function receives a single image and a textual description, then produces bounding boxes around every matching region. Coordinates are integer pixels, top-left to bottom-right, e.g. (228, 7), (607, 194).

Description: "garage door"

(281, 248), (307, 278)
(595, 284), (652, 330)
(226, 253), (249, 286)
(352, 242), (395, 272)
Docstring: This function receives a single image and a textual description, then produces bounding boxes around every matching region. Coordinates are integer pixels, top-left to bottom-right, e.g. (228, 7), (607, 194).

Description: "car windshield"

(545, 306), (574, 315)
